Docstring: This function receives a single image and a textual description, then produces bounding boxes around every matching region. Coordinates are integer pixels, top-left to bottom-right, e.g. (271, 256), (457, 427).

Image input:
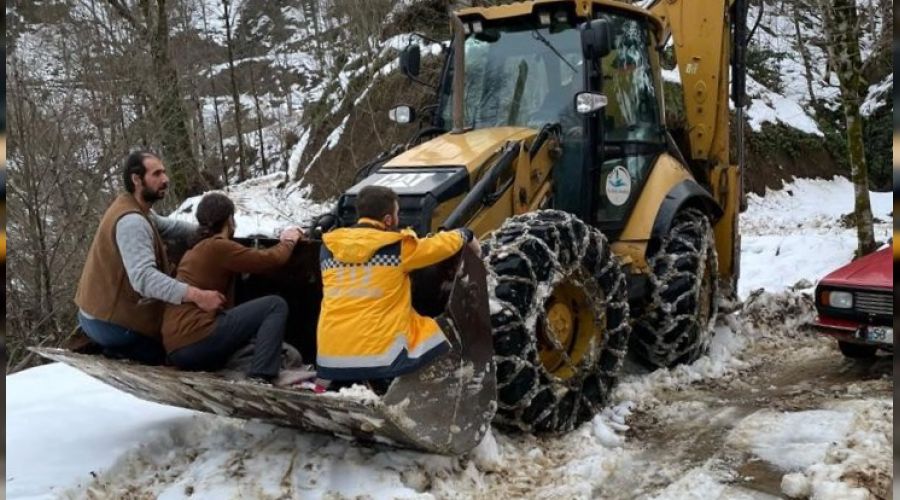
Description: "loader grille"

(854, 291), (893, 316)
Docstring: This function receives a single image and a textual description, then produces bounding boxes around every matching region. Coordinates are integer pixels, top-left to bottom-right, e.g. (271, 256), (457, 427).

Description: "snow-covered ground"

(738, 176), (893, 299)
(6, 177), (893, 499)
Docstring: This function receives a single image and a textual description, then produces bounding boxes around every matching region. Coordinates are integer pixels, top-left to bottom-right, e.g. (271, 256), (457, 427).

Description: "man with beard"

(313, 185), (479, 391)
(74, 151), (225, 364)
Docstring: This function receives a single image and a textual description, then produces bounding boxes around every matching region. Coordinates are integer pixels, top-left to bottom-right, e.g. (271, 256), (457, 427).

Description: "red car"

(814, 245), (893, 358)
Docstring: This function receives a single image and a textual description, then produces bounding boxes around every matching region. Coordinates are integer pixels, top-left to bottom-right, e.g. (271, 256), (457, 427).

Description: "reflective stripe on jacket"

(316, 218), (468, 380)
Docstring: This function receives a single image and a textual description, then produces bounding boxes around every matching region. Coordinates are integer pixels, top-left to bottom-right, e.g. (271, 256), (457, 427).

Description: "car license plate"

(865, 326), (893, 345)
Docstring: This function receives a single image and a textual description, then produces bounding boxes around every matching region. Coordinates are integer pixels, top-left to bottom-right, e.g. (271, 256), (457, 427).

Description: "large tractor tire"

(482, 210), (630, 433)
(632, 208), (718, 369)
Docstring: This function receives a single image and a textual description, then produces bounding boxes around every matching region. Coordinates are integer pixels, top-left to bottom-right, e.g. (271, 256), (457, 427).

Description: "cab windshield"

(439, 19), (584, 130)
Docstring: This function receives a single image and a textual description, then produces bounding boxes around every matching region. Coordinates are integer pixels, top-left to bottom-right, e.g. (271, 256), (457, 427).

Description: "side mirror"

(581, 19), (612, 59)
(574, 92), (608, 115)
(399, 44), (421, 78)
(388, 105), (416, 124)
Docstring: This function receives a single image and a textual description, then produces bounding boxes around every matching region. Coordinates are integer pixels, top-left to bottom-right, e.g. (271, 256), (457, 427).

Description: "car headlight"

(823, 290), (854, 309)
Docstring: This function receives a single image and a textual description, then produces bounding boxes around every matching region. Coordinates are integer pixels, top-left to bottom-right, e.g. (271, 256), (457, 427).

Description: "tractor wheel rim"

(547, 301), (575, 348)
(538, 282), (602, 379)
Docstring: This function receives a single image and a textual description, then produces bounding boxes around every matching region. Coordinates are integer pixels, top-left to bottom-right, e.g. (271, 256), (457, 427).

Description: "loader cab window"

(438, 18), (585, 130)
(597, 15), (662, 143)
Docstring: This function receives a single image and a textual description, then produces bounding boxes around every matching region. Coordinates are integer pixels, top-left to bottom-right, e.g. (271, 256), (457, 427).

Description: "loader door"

(587, 13), (666, 233)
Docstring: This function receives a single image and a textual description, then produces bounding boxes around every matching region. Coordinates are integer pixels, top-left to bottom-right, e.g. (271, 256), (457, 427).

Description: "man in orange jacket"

(315, 185), (478, 386)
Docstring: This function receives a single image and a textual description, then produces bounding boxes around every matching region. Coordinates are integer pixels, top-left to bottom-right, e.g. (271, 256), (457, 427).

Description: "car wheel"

(837, 340), (878, 359)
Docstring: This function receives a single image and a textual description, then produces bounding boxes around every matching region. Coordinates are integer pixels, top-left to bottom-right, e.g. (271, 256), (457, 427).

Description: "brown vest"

(74, 193), (170, 338)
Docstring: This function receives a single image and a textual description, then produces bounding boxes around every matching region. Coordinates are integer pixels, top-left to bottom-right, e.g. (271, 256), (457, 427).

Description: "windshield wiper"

(531, 30), (576, 73)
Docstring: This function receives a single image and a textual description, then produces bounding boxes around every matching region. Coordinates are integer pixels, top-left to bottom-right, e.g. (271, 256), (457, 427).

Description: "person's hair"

(122, 150), (160, 193)
(195, 192), (235, 241)
(356, 185), (399, 221)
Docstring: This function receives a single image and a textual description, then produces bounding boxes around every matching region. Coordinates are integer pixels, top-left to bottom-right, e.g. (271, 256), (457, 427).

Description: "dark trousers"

(77, 311), (166, 365)
(168, 296), (288, 379)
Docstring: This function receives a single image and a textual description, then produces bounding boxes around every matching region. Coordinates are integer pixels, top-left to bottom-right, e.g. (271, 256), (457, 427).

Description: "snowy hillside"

(8, 0), (891, 193)
(738, 176), (893, 298)
(7, 177), (893, 500)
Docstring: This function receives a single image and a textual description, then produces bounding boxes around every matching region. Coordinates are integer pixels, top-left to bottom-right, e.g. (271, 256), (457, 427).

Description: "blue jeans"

(77, 311), (166, 365)
(168, 296), (288, 379)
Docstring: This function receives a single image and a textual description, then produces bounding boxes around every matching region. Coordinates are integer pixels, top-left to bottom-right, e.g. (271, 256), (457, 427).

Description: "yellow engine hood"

(384, 127), (536, 173)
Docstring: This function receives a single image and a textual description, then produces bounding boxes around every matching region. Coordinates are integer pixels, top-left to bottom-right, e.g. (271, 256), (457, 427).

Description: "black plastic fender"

(651, 180), (723, 240)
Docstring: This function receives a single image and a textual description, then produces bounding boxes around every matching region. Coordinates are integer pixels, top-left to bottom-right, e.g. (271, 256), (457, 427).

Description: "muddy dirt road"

(621, 327), (892, 499)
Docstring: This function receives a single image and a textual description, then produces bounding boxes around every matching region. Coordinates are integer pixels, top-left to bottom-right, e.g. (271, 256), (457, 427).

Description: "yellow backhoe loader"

(36, 0), (749, 455)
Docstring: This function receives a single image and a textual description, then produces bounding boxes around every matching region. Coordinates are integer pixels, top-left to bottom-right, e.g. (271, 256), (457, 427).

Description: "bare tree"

(212, 93), (229, 184)
(107, 0), (200, 198)
(196, 0), (228, 184)
(249, 63), (268, 175)
(221, 0), (247, 181)
(7, 54), (114, 371)
(818, 0), (877, 256)
(790, 4), (820, 111)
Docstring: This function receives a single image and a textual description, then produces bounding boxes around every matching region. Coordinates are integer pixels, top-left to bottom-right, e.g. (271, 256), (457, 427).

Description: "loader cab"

(434, 5), (665, 234)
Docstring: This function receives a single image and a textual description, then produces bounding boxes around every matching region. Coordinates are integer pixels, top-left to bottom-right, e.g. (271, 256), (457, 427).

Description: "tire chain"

(482, 210), (631, 433)
(632, 208), (719, 368)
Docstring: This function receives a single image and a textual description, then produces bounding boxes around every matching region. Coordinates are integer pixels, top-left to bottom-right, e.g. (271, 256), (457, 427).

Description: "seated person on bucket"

(161, 192), (303, 382)
(75, 151), (225, 365)
(315, 185), (479, 389)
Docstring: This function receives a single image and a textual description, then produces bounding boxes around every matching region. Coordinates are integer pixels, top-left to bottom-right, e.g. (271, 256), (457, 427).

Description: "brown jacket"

(161, 236), (295, 352)
(75, 193), (169, 337)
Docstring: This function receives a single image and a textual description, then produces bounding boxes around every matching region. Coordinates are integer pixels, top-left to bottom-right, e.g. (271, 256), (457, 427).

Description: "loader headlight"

(388, 105), (415, 124)
(821, 290), (853, 309)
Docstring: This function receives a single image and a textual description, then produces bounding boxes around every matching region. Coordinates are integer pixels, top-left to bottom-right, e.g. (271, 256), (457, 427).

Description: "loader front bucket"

(31, 246), (496, 455)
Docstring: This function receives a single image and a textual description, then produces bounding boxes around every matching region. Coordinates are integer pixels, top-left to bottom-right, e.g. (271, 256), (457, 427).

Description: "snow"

(727, 409), (855, 471)
(647, 468), (763, 500)
(614, 319), (749, 403)
(780, 399), (893, 500)
(660, 68), (680, 84)
(293, 33), (444, 181)
(6, 363), (197, 499)
(745, 76), (824, 136)
(469, 429), (503, 472)
(6, 177), (893, 499)
(860, 73), (892, 117)
(169, 172), (331, 238)
(738, 176), (893, 298)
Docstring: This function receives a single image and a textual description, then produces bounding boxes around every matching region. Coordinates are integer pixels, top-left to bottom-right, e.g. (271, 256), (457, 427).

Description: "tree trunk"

(791, 6), (819, 112)
(249, 64), (268, 175)
(845, 107), (876, 255)
(821, 0), (877, 256)
(190, 85), (208, 163)
(212, 93), (228, 185)
(144, 0), (199, 198)
(222, 0), (247, 181)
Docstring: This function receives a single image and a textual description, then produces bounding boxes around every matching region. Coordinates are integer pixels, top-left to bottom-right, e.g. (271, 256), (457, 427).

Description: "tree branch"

(106, 0), (145, 36)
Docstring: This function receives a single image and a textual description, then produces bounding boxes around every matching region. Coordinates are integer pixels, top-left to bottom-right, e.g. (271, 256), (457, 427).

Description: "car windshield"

(439, 20), (584, 130)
